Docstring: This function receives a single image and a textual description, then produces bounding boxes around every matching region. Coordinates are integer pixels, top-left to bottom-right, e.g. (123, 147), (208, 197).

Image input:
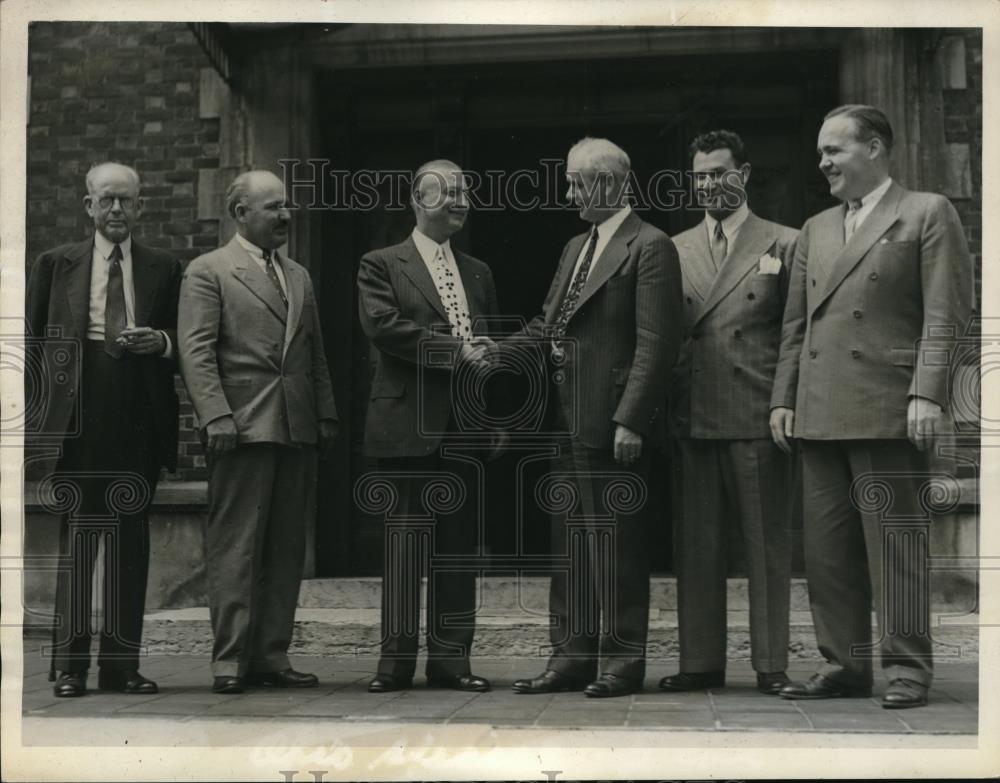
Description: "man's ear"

(83, 194), (95, 217)
(740, 162), (752, 186)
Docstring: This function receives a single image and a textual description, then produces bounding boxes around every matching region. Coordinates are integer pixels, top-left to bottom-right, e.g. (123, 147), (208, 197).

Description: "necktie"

(710, 221), (728, 271)
(552, 226), (599, 343)
(104, 243), (126, 359)
(432, 246), (472, 339)
(262, 248), (288, 307)
(844, 199), (863, 241)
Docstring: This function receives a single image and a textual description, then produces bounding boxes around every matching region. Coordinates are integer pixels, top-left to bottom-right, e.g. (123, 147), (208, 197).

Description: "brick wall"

(26, 21), (216, 480)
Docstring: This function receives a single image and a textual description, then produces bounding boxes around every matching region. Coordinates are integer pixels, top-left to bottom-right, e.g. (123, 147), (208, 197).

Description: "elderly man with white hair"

(512, 137), (684, 698)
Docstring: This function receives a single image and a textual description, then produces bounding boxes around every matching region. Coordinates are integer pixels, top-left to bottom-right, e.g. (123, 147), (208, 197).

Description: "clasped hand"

(459, 336), (500, 369)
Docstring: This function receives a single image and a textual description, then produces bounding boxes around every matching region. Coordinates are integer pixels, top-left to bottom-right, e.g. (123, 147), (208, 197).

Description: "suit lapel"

(130, 240), (159, 326)
(454, 250), (484, 317)
(280, 252), (305, 359)
(811, 182), (903, 316)
(574, 211), (640, 312)
(229, 237), (287, 324)
(60, 240), (94, 339)
(397, 237), (450, 321)
(680, 224), (715, 302)
(695, 213), (775, 325)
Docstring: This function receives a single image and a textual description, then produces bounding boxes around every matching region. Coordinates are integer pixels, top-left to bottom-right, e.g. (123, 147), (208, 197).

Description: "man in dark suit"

(357, 159), (499, 694)
(25, 162), (180, 698)
(770, 105), (973, 709)
(661, 130), (798, 696)
(178, 170), (338, 694)
(511, 137), (684, 698)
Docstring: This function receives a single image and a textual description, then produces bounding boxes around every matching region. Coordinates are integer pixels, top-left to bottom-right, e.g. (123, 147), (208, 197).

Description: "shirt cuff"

(160, 331), (173, 359)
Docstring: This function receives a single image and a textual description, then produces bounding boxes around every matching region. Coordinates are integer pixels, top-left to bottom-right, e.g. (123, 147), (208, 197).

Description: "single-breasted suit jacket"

(357, 236), (500, 458)
(25, 237), (181, 471)
(178, 236), (338, 444)
(670, 212), (799, 439)
(526, 210), (684, 450)
(770, 181), (974, 438)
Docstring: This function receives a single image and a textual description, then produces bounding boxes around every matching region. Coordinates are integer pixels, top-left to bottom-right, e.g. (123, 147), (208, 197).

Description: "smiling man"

(178, 170), (338, 694)
(511, 137), (683, 698)
(25, 162), (180, 698)
(357, 159), (499, 694)
(770, 105), (973, 709)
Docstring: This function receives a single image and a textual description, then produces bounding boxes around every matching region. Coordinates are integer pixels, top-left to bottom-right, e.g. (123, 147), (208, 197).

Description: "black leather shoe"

(512, 669), (588, 694)
(584, 673), (641, 698)
(368, 674), (413, 693)
(658, 671), (725, 692)
(98, 669), (158, 694)
(212, 676), (244, 694)
(247, 668), (318, 688)
(426, 673), (491, 692)
(756, 671), (790, 695)
(53, 671), (87, 698)
(881, 678), (928, 709)
(780, 673), (872, 700)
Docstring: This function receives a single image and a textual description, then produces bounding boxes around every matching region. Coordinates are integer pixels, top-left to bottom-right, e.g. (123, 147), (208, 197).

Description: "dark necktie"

(104, 243), (127, 359)
(552, 226), (599, 343)
(262, 248), (288, 307)
(710, 221), (728, 271)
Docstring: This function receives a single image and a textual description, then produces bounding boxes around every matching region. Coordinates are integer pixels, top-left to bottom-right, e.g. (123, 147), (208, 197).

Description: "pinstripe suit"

(669, 210), (798, 675)
(523, 209), (684, 681)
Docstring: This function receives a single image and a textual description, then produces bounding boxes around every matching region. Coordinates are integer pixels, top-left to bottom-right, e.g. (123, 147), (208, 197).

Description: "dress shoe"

(212, 676), (244, 694)
(658, 671), (725, 692)
(426, 673), (491, 693)
(756, 671), (790, 696)
(512, 669), (588, 694)
(584, 673), (641, 698)
(779, 673), (872, 700)
(98, 668), (159, 694)
(367, 674), (413, 693)
(881, 678), (928, 709)
(53, 671), (87, 698)
(246, 668), (318, 688)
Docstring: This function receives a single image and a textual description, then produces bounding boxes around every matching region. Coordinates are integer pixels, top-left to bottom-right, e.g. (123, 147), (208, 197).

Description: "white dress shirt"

(704, 201), (750, 249)
(411, 227), (473, 340)
(846, 176), (893, 235)
(87, 232), (173, 357)
(235, 232), (288, 297)
(570, 205), (633, 283)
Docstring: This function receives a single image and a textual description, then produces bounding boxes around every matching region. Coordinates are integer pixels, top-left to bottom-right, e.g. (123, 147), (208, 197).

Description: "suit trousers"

(204, 442), (316, 677)
(375, 445), (480, 680)
(546, 434), (652, 682)
(672, 438), (792, 674)
(52, 342), (158, 673)
(800, 439), (933, 687)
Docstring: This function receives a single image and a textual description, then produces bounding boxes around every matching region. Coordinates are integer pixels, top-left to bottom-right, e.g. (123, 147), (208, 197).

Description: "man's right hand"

(459, 337), (498, 369)
(769, 407), (795, 454)
(206, 415), (238, 457)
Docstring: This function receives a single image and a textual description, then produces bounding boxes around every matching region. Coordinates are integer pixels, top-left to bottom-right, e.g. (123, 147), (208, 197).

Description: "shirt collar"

(850, 177), (893, 211)
(411, 227), (453, 265)
(704, 201), (750, 241)
(235, 232), (278, 260)
(592, 205), (632, 239)
(94, 231), (132, 261)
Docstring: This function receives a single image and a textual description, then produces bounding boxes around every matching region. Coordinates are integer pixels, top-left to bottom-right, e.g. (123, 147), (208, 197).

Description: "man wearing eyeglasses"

(25, 162), (181, 698)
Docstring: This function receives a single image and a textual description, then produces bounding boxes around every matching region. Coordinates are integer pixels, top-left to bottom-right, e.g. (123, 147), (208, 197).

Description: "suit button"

(851, 349), (862, 359)
(747, 292), (756, 300)
(734, 329), (742, 339)
(853, 310), (862, 319)
(68, 389), (75, 397)
(686, 296), (693, 304)
(812, 278), (817, 287)
(734, 366), (742, 374)
(869, 272), (879, 281)
(809, 349), (818, 358)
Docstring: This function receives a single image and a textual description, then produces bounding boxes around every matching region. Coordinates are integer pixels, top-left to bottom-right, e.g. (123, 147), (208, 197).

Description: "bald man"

(179, 170), (338, 694)
(26, 162), (181, 697)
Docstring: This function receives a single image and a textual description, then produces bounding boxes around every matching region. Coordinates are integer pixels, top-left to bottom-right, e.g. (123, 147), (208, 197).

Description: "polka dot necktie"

(431, 245), (472, 339)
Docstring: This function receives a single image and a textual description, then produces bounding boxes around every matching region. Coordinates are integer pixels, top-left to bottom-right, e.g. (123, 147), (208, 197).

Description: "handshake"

(458, 335), (502, 370)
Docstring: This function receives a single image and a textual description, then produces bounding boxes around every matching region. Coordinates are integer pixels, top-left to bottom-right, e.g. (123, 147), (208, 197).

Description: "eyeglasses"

(94, 196), (136, 210)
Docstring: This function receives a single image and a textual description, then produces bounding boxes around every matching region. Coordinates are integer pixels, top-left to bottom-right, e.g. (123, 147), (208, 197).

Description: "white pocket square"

(757, 253), (783, 275)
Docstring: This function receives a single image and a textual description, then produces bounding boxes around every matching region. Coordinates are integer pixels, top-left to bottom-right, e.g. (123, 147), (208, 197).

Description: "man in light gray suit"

(662, 130), (798, 696)
(179, 170), (338, 694)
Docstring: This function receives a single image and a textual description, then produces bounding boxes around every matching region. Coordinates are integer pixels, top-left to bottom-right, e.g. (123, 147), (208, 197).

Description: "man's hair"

(689, 130), (748, 166)
(225, 170), (282, 218)
(411, 159), (463, 204)
(85, 161), (141, 193)
(824, 104), (894, 154)
(567, 137), (631, 182)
